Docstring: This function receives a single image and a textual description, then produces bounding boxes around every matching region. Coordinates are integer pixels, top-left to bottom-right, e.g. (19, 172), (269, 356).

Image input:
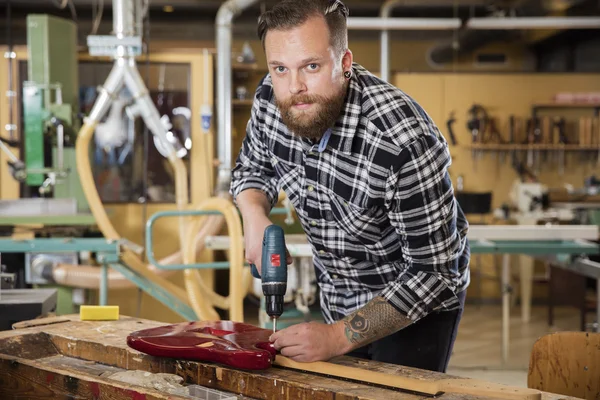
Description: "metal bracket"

(87, 35), (143, 57)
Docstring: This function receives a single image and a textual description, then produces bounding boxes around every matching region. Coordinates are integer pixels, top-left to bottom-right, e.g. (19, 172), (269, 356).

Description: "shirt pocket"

(272, 158), (303, 210)
(328, 193), (386, 246)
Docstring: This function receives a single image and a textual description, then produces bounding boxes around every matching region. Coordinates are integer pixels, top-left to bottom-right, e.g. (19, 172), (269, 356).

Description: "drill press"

(251, 225), (288, 333)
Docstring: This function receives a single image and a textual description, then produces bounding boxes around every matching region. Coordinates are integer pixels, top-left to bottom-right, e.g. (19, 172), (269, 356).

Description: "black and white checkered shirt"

(231, 63), (470, 324)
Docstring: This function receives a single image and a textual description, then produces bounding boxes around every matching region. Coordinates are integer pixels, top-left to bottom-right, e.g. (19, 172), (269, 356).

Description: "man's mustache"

(280, 94), (326, 107)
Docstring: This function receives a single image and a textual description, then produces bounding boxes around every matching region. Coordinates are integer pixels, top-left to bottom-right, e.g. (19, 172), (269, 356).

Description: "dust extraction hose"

(53, 118), (249, 321)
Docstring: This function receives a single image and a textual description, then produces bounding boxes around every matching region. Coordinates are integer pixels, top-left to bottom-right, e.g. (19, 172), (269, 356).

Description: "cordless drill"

(250, 225), (288, 333)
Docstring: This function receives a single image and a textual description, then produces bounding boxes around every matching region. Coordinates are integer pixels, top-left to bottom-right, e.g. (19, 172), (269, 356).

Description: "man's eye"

(276, 66), (286, 73)
(308, 64), (319, 70)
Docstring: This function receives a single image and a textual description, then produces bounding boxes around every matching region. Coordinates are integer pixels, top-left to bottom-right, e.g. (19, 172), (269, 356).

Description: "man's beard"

(276, 85), (347, 140)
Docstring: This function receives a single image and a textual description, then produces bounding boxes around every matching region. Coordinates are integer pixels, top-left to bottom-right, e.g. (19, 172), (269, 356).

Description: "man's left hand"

(269, 321), (349, 363)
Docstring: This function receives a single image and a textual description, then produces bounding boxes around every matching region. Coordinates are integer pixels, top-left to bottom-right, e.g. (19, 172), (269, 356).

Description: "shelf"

(232, 99), (253, 107)
(232, 62), (258, 71)
(532, 103), (600, 117)
(533, 103), (600, 109)
(469, 144), (600, 151)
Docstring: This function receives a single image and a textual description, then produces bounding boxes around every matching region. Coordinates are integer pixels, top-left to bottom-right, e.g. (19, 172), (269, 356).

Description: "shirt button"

(310, 221), (317, 226)
(319, 250), (325, 254)
(307, 185), (314, 192)
(332, 274), (338, 279)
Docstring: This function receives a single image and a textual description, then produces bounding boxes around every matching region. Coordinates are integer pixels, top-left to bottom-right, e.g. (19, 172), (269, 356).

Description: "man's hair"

(257, 0), (349, 57)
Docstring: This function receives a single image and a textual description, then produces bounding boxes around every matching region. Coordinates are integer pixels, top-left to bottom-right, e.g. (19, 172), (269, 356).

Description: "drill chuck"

(265, 294), (284, 318)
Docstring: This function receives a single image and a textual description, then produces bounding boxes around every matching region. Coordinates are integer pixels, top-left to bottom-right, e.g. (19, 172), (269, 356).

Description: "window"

(79, 61), (192, 203)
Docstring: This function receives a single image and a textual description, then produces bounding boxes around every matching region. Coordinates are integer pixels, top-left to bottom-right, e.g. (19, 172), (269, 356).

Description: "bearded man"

(230, 0), (471, 373)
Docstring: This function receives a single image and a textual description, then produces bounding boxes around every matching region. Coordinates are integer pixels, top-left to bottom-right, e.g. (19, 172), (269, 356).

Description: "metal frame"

(145, 209), (231, 270)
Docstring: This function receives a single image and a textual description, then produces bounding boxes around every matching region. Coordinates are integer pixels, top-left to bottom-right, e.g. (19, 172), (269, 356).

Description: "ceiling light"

(466, 16), (600, 30)
(347, 17), (462, 30)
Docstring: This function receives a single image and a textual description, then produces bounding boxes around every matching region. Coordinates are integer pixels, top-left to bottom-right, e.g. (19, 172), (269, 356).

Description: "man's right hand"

(243, 215), (273, 275)
(243, 214), (293, 276)
(236, 189), (293, 276)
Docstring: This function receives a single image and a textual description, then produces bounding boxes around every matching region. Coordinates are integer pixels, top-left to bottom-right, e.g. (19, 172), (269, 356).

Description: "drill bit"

(272, 317), (277, 333)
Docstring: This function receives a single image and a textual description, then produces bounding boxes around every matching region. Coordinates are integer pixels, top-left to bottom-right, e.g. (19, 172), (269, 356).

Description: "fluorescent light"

(466, 16), (600, 30)
(347, 17), (461, 30)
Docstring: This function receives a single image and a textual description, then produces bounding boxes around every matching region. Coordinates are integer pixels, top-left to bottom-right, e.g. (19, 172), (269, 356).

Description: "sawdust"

(101, 370), (188, 396)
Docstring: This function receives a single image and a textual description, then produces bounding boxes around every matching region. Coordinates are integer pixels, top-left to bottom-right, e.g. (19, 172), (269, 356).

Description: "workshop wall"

(395, 72), (600, 302)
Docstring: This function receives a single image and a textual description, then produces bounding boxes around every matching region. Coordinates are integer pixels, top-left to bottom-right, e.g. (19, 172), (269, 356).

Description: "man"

(230, 0), (470, 373)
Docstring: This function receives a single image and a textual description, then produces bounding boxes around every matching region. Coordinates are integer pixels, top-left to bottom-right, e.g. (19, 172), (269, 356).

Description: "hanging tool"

(445, 111), (458, 146)
(251, 225), (288, 334)
(467, 104), (488, 171)
(554, 118), (567, 175)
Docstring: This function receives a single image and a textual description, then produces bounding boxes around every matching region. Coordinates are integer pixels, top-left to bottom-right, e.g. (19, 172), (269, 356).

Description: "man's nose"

(289, 72), (306, 95)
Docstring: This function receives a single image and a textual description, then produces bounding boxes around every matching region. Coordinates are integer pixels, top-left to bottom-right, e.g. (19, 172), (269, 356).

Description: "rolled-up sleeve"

(230, 85), (280, 209)
(380, 134), (467, 322)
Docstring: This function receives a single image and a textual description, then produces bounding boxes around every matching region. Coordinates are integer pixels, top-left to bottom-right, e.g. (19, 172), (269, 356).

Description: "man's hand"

(243, 214), (274, 274)
(243, 214), (292, 275)
(236, 189), (292, 275)
(269, 321), (350, 363)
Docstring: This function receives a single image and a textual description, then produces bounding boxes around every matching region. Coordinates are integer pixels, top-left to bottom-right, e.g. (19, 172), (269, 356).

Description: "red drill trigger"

(270, 254), (280, 267)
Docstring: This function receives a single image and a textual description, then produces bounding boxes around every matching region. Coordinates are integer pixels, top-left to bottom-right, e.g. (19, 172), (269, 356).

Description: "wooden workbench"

(0, 315), (575, 400)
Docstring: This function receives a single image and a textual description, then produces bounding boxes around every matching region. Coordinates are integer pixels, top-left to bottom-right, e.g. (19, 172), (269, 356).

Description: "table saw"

(0, 315), (575, 400)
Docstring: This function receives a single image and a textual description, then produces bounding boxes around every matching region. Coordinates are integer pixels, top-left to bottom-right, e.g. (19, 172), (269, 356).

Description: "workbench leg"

(100, 263), (108, 306)
(596, 279), (600, 333)
(519, 254), (534, 323)
(502, 254), (511, 364)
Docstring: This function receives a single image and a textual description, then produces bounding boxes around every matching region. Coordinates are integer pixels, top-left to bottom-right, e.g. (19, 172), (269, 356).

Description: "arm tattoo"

(341, 296), (413, 347)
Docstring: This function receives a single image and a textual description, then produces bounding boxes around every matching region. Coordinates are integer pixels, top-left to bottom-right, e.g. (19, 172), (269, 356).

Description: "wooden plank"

(528, 332), (600, 400)
(0, 355), (189, 400)
(11, 315), (72, 330)
(276, 356), (543, 400)
(0, 332), (58, 360)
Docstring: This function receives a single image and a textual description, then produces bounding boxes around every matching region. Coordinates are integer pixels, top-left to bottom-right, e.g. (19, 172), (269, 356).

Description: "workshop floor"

(447, 303), (592, 387)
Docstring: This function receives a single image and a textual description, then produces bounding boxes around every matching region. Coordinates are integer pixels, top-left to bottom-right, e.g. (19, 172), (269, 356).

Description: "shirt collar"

(324, 65), (362, 154)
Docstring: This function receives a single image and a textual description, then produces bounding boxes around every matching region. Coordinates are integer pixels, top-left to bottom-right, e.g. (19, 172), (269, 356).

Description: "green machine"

(0, 15), (93, 316)
(11, 14), (88, 212)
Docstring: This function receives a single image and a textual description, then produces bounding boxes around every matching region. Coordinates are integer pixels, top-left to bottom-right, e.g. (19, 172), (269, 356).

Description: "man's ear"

(341, 49), (353, 71)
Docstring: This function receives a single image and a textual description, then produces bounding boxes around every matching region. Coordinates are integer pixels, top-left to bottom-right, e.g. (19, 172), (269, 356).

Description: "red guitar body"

(127, 321), (277, 370)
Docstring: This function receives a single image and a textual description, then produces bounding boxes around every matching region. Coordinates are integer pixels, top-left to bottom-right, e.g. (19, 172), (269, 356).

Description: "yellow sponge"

(79, 305), (119, 321)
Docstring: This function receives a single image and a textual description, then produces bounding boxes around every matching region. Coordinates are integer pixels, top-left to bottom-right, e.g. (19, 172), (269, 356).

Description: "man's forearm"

(235, 189), (272, 221)
(339, 296), (413, 351)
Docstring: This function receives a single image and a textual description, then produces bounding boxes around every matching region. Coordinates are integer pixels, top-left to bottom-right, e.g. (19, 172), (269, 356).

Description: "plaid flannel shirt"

(231, 63), (470, 324)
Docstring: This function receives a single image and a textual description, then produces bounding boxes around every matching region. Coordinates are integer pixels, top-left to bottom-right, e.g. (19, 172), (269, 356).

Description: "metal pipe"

(57, 123), (64, 171)
(215, 0), (259, 192)
(466, 16), (600, 30)
(112, 0), (135, 38)
(123, 59), (176, 156)
(135, 0), (143, 37)
(87, 59), (126, 122)
(347, 17), (461, 30)
(379, 0), (404, 83)
(5, 0), (15, 140)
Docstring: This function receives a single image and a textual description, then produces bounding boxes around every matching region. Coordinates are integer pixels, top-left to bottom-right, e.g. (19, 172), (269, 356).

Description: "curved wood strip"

(275, 356), (542, 400)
